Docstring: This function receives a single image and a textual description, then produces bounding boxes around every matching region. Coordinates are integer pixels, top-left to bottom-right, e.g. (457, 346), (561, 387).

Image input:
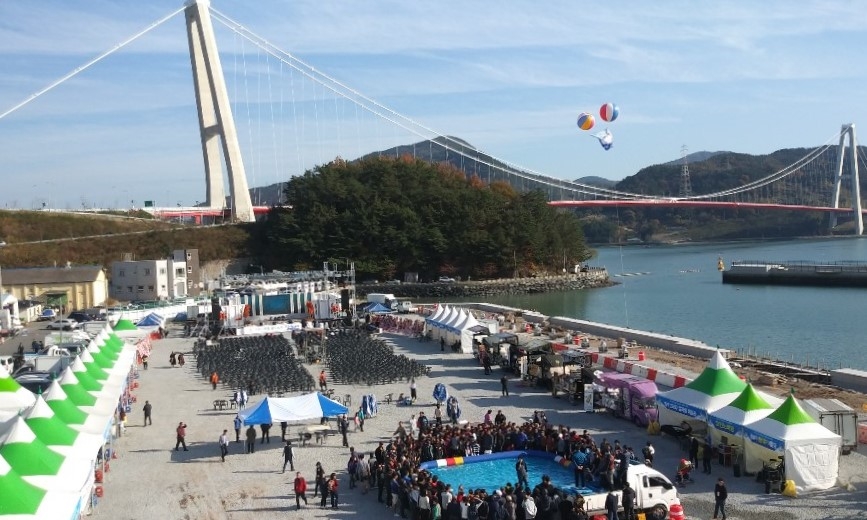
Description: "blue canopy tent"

(238, 392), (349, 425)
(136, 313), (165, 327)
(365, 302), (395, 315)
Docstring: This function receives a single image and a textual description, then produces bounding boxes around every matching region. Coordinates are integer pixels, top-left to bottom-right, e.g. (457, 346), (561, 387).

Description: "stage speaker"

(341, 289), (350, 310)
(211, 297), (221, 322)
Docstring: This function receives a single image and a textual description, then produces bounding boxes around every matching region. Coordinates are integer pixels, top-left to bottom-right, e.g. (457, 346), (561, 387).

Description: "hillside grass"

(0, 210), (254, 268)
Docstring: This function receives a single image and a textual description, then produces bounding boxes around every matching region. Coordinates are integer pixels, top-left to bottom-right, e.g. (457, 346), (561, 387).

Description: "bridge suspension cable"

(0, 6), (185, 122)
(209, 7), (657, 202)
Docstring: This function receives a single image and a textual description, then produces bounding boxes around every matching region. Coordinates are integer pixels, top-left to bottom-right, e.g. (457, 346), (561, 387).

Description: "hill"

(574, 176), (617, 189)
(0, 210), (253, 269)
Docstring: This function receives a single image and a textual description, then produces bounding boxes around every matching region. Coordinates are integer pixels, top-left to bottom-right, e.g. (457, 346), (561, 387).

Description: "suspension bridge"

(0, 0), (863, 235)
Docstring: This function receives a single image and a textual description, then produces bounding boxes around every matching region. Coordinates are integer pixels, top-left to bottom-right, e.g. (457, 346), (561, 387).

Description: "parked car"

(437, 276), (457, 283)
(37, 309), (57, 322)
(385, 279), (401, 285)
(67, 311), (94, 323)
(47, 319), (79, 331)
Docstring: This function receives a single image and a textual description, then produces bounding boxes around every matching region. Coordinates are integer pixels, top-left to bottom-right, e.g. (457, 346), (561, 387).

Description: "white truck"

(580, 463), (680, 518)
(366, 293), (397, 307)
(393, 299), (419, 314)
(802, 398), (858, 455)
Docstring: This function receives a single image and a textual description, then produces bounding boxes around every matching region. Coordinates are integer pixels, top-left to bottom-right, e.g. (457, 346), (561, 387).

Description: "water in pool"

(428, 456), (575, 493)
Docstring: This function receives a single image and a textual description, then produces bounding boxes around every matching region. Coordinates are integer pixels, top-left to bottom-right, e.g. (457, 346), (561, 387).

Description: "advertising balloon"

(576, 112), (595, 131)
(599, 103), (619, 122)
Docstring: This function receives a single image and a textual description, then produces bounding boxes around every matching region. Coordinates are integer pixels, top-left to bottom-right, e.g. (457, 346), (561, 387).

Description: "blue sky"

(1, 0), (865, 209)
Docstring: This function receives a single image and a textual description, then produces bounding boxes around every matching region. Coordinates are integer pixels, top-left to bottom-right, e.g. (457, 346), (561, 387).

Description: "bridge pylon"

(184, 0), (254, 222)
(829, 124), (863, 235)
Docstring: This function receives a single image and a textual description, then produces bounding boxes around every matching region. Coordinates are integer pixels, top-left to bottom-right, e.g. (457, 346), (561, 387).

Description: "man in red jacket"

(294, 472), (308, 510)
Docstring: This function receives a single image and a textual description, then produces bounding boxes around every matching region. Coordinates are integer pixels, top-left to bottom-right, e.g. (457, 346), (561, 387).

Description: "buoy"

(95, 485), (104, 498)
(638, 350), (646, 361)
(669, 503), (685, 520)
(95, 469), (103, 483)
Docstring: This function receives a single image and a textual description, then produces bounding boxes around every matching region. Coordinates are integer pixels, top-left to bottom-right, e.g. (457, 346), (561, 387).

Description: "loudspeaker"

(341, 289), (350, 310)
(211, 297), (221, 322)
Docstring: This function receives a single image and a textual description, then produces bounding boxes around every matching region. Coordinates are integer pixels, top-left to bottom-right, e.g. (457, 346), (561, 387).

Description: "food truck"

(595, 372), (659, 426)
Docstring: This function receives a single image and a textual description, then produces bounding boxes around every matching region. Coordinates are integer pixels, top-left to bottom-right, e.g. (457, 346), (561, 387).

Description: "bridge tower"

(829, 124), (863, 235)
(679, 145), (692, 198)
(184, 0), (254, 222)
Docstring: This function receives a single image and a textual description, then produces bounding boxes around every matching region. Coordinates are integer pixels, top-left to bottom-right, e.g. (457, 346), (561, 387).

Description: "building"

(109, 249), (201, 302)
(0, 265), (108, 311)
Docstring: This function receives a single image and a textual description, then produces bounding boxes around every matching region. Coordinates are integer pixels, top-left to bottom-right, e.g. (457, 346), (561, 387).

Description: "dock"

(722, 260), (867, 287)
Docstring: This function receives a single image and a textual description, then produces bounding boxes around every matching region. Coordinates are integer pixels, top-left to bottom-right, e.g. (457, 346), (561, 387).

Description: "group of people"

(168, 351), (185, 367)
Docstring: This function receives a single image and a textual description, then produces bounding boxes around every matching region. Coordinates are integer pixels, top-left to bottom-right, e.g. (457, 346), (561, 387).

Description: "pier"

(722, 260), (867, 287)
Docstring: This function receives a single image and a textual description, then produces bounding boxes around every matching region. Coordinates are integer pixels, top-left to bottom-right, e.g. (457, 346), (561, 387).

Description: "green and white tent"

(0, 453), (47, 516)
(656, 350), (747, 426)
(744, 394), (841, 492)
(0, 365), (36, 417)
(707, 383), (783, 448)
(43, 380), (110, 437)
(24, 395), (104, 459)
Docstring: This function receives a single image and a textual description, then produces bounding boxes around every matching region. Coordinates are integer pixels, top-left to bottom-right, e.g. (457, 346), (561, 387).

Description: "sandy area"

(93, 327), (867, 520)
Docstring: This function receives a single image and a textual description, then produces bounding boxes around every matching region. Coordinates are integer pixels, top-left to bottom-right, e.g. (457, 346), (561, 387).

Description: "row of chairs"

(194, 335), (315, 395)
(322, 334), (430, 386)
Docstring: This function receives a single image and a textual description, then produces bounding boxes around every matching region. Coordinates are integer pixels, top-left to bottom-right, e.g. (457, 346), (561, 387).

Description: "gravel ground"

(93, 328), (867, 520)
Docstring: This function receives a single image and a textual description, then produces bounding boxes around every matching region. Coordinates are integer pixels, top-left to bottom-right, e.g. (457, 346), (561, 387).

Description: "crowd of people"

(303, 407), (659, 520)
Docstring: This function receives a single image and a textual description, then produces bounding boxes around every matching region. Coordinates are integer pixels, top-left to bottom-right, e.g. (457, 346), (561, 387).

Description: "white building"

(109, 250), (200, 302)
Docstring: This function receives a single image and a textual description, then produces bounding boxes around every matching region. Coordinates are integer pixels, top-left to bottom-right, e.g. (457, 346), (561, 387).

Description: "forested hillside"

(256, 155), (591, 279)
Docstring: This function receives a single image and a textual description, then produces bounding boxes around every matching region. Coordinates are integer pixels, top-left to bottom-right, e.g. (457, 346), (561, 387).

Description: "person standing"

(178, 353), (185, 367)
(339, 416), (349, 447)
(621, 481), (636, 520)
(713, 478), (728, 520)
(260, 422), (271, 444)
(703, 440), (714, 474)
(219, 429), (229, 462)
(410, 378), (418, 403)
(142, 400), (152, 426)
(313, 462), (325, 499)
(500, 375), (509, 397)
(282, 440), (295, 473)
(440, 337), (445, 352)
(604, 490), (619, 520)
(293, 471), (308, 510)
(319, 370), (328, 391)
(142, 355), (149, 370)
(327, 473), (339, 509)
(689, 436), (699, 467)
(280, 421), (288, 442)
(245, 424), (257, 454)
(233, 415), (242, 443)
(642, 441), (655, 467)
(210, 371), (219, 390)
(175, 422), (188, 451)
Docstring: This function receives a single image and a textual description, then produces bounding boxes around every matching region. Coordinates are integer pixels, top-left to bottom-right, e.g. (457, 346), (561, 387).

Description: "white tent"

(656, 351), (746, 427)
(457, 312), (483, 354)
(238, 392), (349, 425)
(744, 395), (841, 493)
(444, 309), (468, 344)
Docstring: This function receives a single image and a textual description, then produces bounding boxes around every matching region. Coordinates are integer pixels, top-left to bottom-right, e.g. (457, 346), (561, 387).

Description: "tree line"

(256, 155), (592, 280)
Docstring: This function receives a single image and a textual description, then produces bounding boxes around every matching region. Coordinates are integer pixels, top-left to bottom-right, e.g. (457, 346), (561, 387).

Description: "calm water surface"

(451, 237), (867, 369)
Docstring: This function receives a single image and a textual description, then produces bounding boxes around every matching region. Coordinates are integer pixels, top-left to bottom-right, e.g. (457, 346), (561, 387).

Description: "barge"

(721, 260), (867, 287)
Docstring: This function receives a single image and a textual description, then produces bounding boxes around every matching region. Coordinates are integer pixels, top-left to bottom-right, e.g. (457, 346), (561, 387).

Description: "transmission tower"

(679, 145), (692, 198)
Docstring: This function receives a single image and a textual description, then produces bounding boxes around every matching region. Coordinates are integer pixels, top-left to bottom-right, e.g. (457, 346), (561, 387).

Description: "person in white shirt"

(218, 429), (229, 462)
(441, 486), (453, 509)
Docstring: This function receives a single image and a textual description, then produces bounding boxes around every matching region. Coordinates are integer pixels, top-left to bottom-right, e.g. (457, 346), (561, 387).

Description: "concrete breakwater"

(356, 269), (610, 299)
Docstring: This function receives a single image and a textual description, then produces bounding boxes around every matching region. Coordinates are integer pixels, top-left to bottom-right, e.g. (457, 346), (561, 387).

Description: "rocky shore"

(357, 269), (611, 298)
